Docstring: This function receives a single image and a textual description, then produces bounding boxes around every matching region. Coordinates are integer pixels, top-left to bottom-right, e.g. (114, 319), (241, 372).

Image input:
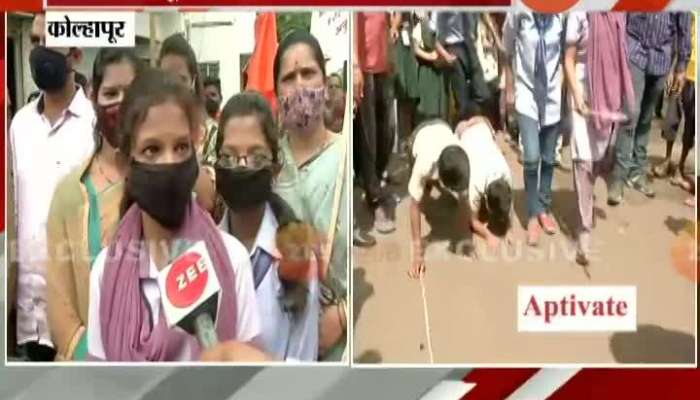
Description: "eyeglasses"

(216, 152), (273, 169)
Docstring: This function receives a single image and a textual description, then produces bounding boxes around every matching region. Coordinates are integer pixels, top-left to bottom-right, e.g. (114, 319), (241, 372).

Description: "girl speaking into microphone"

(87, 68), (265, 362)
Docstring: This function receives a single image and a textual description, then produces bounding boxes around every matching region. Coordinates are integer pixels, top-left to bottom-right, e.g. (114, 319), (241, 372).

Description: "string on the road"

(420, 276), (435, 363)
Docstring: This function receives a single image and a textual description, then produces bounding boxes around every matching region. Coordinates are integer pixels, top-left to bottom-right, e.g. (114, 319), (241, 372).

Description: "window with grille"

(198, 62), (220, 80)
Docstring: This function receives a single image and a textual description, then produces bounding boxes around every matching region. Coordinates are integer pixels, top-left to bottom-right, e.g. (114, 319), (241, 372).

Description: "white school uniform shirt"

(11, 87), (95, 347)
(503, 12), (565, 127)
(220, 204), (320, 362)
(457, 120), (512, 215)
(87, 230), (262, 361)
(408, 120), (460, 202)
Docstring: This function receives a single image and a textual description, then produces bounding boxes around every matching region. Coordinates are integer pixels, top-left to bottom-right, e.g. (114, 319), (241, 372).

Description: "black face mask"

(30, 47), (70, 92)
(127, 154), (199, 229)
(205, 97), (220, 117)
(216, 166), (273, 212)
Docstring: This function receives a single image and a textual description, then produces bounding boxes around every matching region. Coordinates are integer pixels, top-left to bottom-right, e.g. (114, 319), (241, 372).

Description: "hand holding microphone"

(157, 241), (272, 362)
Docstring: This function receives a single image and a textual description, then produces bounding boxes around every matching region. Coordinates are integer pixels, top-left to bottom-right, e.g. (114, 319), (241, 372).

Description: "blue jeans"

(612, 63), (666, 185)
(518, 114), (561, 219)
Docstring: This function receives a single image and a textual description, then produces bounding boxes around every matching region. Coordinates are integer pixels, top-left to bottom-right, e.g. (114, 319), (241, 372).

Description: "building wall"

(184, 11), (349, 104)
(310, 11), (349, 76)
(185, 11), (256, 103)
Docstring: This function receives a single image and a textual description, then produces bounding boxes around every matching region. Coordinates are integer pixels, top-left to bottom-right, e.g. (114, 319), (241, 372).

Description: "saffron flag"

(246, 12), (279, 114)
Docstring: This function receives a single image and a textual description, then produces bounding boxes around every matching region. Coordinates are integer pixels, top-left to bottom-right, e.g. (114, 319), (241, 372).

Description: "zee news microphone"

(157, 240), (221, 349)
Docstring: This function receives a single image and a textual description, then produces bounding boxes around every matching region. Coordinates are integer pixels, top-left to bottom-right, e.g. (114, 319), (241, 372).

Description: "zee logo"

(165, 252), (209, 308)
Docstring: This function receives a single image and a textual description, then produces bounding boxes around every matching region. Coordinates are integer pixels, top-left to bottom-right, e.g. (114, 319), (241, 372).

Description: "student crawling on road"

(407, 111), (513, 279)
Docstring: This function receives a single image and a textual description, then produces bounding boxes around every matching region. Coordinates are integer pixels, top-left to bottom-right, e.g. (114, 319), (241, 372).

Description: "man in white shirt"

(407, 119), (471, 279)
(408, 117), (513, 279)
(10, 12), (95, 361)
(456, 117), (513, 249)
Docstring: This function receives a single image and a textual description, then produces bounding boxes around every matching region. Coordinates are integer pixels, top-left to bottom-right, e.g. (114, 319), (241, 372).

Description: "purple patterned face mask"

(280, 86), (326, 134)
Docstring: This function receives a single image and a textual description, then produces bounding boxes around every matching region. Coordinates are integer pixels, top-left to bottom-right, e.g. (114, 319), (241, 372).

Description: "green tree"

(276, 12), (311, 42)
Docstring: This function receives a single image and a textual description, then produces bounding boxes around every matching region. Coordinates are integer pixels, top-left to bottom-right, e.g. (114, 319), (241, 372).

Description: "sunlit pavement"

(353, 121), (696, 364)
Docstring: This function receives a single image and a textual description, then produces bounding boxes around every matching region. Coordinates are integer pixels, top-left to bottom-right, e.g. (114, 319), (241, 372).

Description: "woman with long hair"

(157, 33), (222, 220)
(563, 12), (635, 265)
(86, 69), (264, 362)
(47, 49), (141, 361)
(273, 31), (348, 361)
(214, 91), (320, 361)
(504, 12), (566, 246)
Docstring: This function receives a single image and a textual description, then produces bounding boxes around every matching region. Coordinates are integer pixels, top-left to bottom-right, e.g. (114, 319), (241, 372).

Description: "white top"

(503, 12), (565, 127)
(11, 88), (95, 346)
(408, 121), (460, 201)
(457, 120), (512, 215)
(220, 204), (320, 362)
(565, 12), (588, 78)
(87, 230), (262, 361)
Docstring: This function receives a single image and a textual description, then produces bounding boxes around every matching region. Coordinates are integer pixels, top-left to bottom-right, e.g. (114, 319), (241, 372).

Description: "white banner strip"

(420, 381), (475, 400)
(518, 286), (637, 332)
(505, 368), (582, 400)
(45, 12), (135, 48)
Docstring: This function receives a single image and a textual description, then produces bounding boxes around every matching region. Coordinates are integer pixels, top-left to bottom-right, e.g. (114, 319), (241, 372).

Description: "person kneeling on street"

(407, 119), (471, 279)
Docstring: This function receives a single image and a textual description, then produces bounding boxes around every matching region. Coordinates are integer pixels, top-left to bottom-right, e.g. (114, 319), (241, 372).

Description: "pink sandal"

(538, 213), (557, 235)
(527, 219), (542, 246)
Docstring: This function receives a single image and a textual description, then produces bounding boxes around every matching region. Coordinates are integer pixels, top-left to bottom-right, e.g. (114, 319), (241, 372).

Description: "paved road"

(353, 122), (696, 364)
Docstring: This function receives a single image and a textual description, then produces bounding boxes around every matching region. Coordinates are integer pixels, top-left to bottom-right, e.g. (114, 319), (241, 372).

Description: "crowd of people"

(352, 11), (696, 274)
(9, 13), (348, 362)
(6, 9), (697, 362)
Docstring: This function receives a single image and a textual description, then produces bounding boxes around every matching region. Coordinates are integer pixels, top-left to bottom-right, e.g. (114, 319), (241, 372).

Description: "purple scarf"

(96, 201), (237, 361)
(587, 12), (635, 136)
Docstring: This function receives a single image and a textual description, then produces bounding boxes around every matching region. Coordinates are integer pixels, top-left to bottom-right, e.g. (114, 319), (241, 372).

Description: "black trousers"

(357, 72), (396, 206)
(444, 42), (491, 122)
(662, 80), (696, 149)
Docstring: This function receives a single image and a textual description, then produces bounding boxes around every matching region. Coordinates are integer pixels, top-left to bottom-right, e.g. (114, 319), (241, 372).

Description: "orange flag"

(246, 12), (279, 113)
